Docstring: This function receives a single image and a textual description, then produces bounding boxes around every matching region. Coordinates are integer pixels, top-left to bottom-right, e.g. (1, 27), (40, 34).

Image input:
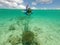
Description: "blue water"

(0, 9), (60, 45)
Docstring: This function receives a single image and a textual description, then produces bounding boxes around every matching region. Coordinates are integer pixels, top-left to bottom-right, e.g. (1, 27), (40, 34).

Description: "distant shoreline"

(0, 8), (60, 10)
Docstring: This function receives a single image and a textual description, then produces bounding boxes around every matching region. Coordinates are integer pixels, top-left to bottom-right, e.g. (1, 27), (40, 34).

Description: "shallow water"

(0, 9), (60, 45)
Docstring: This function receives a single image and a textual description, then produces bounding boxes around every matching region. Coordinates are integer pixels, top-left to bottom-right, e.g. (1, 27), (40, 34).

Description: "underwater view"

(0, 9), (60, 45)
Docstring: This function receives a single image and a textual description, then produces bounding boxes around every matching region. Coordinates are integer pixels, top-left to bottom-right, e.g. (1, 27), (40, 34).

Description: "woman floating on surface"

(25, 4), (32, 15)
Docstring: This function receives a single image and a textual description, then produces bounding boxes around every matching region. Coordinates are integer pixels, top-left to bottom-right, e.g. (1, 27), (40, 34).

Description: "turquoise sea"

(0, 9), (60, 45)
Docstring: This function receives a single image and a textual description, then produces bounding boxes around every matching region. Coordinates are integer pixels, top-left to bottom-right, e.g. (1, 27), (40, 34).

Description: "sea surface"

(0, 9), (60, 45)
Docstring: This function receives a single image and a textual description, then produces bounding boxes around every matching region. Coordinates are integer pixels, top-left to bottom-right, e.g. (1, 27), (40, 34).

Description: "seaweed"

(22, 31), (34, 45)
(8, 35), (21, 45)
(8, 24), (16, 30)
(22, 31), (41, 45)
(16, 17), (27, 26)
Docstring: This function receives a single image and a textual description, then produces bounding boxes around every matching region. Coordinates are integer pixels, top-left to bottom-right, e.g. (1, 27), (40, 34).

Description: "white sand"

(0, 15), (60, 45)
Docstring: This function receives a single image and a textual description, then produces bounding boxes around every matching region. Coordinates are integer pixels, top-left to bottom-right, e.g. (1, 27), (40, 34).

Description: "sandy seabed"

(0, 14), (60, 45)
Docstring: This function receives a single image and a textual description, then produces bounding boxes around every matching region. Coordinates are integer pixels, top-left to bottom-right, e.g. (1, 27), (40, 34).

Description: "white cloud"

(34, 0), (53, 4)
(17, 5), (25, 9)
(31, 7), (37, 9)
(0, 0), (25, 8)
(7, 0), (23, 3)
(32, 2), (37, 5)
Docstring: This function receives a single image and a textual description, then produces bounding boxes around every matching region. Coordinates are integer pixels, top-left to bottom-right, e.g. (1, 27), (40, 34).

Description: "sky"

(0, 0), (60, 9)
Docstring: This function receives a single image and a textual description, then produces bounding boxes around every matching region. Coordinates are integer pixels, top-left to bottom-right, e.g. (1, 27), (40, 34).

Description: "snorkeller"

(25, 4), (32, 15)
